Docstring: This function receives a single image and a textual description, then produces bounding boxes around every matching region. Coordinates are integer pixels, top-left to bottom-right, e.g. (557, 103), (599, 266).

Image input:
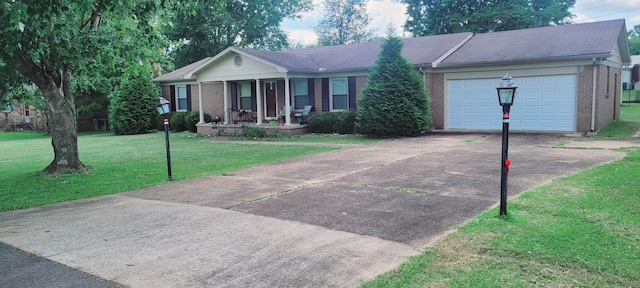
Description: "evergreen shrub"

(335, 109), (357, 134)
(356, 35), (432, 137)
(109, 66), (160, 135)
(308, 112), (337, 133)
(169, 112), (187, 132)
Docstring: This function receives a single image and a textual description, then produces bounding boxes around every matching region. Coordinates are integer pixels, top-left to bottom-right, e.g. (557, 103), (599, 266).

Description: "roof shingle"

(438, 19), (626, 67)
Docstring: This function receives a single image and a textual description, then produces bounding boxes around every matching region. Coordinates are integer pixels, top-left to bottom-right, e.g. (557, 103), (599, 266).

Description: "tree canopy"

(165, 0), (312, 68)
(403, 0), (575, 36)
(629, 24), (640, 55)
(0, 0), (168, 173)
(315, 0), (374, 46)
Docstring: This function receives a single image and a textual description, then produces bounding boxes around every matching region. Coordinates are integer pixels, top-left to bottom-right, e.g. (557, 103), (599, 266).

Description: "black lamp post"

(496, 74), (517, 216)
(157, 97), (172, 181)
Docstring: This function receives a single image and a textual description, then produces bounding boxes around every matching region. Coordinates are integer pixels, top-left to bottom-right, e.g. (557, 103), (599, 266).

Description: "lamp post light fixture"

(157, 97), (172, 181)
(496, 74), (517, 216)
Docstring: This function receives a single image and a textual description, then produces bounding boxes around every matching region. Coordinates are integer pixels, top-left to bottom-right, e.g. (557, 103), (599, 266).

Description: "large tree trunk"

(15, 54), (87, 174)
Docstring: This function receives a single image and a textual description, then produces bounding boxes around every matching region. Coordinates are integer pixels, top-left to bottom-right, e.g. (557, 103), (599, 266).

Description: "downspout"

(590, 58), (597, 134)
(419, 67), (427, 84)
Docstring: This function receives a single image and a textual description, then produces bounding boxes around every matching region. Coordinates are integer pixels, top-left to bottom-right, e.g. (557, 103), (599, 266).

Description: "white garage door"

(447, 75), (576, 131)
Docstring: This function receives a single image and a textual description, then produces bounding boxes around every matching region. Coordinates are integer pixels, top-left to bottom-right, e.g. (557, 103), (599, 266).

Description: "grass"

(362, 104), (640, 287)
(596, 103), (640, 138)
(0, 132), (338, 212)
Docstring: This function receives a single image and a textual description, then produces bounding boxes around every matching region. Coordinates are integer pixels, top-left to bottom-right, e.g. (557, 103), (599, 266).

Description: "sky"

(281, 0), (640, 46)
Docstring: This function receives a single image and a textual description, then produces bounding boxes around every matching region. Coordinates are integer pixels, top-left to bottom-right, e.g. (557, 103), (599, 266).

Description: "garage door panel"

(448, 75), (576, 131)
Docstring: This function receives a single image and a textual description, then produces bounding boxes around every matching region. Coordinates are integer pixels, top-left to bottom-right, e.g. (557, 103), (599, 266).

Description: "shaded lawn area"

(0, 132), (338, 212)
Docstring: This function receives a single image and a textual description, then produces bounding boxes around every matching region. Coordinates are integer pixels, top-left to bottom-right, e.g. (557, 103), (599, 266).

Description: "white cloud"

(366, 0), (408, 36)
(605, 0), (640, 7)
(286, 29), (319, 46)
(571, 13), (596, 24)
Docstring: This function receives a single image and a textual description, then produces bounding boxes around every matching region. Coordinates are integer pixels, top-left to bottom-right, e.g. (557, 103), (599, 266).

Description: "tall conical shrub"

(109, 66), (161, 135)
(356, 36), (431, 137)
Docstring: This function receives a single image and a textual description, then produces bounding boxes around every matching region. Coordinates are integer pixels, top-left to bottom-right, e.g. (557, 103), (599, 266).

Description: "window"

(239, 82), (252, 110)
(293, 79), (308, 109)
(331, 78), (348, 111)
(176, 86), (188, 111)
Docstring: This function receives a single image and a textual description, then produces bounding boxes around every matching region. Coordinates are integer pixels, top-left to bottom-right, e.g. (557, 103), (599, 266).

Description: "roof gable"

(152, 57), (210, 82)
(438, 19), (629, 67)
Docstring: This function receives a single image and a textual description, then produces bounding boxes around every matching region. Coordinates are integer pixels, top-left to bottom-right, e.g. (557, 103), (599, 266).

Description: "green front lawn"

(0, 132), (338, 212)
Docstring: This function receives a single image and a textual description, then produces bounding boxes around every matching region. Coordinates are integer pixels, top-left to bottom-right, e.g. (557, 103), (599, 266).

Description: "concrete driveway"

(0, 133), (630, 287)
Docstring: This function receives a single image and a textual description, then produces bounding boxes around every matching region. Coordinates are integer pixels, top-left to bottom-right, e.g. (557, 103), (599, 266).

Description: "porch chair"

(294, 105), (312, 124)
(279, 105), (293, 123)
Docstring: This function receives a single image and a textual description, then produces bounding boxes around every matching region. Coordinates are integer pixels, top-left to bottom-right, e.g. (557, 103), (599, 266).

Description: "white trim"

(223, 81), (229, 124)
(184, 47), (289, 79)
(284, 77), (291, 125)
(255, 79), (262, 124)
(292, 79), (309, 109)
(329, 78), (349, 111)
(198, 82), (204, 123)
(238, 82), (252, 110)
(175, 85), (188, 112)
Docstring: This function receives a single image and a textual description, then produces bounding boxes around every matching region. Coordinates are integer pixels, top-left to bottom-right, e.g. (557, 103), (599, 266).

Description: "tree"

(403, 0), (575, 36)
(315, 0), (374, 46)
(356, 36), (431, 137)
(165, 0), (312, 68)
(0, 0), (166, 174)
(109, 66), (160, 135)
(628, 24), (640, 55)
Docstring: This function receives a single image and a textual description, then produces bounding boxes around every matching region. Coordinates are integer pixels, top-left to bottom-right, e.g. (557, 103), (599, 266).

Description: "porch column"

(284, 77), (291, 125)
(198, 82), (204, 123)
(223, 80), (229, 124)
(255, 79), (262, 125)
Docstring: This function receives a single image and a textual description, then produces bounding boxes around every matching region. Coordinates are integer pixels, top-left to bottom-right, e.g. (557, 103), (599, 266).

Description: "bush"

(167, 111), (212, 132)
(244, 126), (268, 138)
(185, 111), (212, 133)
(308, 112), (337, 133)
(335, 110), (357, 134)
(109, 66), (160, 135)
(169, 112), (187, 132)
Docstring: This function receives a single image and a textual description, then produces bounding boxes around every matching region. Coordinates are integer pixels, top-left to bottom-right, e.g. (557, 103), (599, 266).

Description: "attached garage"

(447, 75), (577, 132)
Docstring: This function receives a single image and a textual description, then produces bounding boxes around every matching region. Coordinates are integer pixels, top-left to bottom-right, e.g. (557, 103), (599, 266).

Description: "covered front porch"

(186, 48), (316, 135)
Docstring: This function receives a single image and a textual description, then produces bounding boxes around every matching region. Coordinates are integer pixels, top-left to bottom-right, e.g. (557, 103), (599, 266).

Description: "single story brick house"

(153, 19), (631, 134)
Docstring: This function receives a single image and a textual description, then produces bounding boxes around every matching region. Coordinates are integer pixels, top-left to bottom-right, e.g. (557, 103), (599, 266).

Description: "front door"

(265, 81), (277, 118)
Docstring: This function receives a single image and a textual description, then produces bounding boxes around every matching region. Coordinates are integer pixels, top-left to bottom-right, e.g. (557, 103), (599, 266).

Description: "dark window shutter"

(186, 84), (192, 111)
(169, 85), (176, 112)
(321, 78), (329, 111)
(288, 79), (293, 104)
(250, 81), (257, 111)
(231, 82), (238, 111)
(348, 77), (356, 110)
(307, 78), (315, 110)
